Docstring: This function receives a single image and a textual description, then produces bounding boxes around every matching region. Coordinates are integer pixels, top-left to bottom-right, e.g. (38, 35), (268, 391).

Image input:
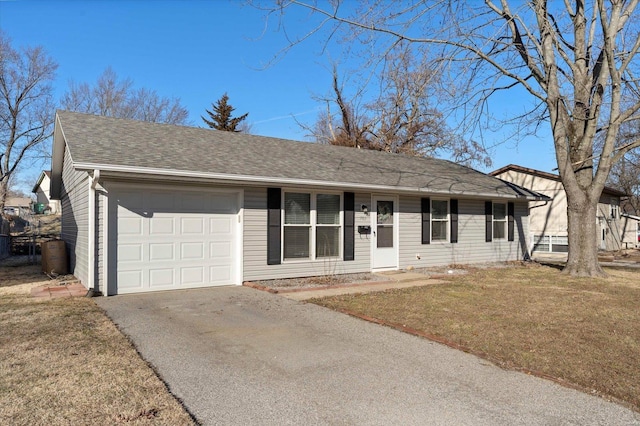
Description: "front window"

(284, 193), (311, 259)
(493, 202), (507, 239)
(431, 199), (449, 242)
(316, 194), (341, 257)
(283, 192), (342, 260)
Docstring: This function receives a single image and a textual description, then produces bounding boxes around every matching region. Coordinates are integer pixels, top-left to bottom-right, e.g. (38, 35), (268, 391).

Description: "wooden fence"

(0, 217), (9, 260)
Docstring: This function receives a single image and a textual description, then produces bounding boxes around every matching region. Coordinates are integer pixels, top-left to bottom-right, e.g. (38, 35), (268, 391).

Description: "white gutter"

(73, 162), (547, 202)
(87, 169), (100, 295)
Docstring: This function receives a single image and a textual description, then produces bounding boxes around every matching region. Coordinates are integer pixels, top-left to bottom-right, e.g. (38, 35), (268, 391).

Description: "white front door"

(597, 217), (606, 250)
(371, 196), (398, 269)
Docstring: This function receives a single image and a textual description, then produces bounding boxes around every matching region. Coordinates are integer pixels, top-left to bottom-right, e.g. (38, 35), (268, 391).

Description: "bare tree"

(309, 64), (373, 148)
(267, 0), (640, 276)
(607, 116), (640, 214)
(0, 33), (57, 212)
(61, 67), (190, 125)
(309, 52), (490, 165)
(609, 154), (640, 215)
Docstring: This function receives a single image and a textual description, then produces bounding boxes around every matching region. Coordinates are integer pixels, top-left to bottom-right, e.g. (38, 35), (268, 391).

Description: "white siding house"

(620, 213), (640, 249)
(32, 171), (61, 214)
(490, 164), (628, 253)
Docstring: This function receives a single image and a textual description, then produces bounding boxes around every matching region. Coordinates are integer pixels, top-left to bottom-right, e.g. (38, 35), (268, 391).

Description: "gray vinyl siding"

(398, 196), (530, 269)
(59, 146), (90, 287)
(89, 180), (532, 288)
(243, 187), (370, 281)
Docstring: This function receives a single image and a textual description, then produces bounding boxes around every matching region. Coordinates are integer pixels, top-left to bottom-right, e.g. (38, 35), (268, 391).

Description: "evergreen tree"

(201, 93), (248, 132)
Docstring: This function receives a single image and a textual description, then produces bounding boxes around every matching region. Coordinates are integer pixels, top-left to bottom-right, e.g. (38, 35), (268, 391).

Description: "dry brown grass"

(0, 263), (46, 287)
(313, 263), (640, 410)
(0, 281), (195, 424)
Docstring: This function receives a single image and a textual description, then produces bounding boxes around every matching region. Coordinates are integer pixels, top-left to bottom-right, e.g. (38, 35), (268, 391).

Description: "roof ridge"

(490, 163), (627, 197)
(53, 111), (546, 201)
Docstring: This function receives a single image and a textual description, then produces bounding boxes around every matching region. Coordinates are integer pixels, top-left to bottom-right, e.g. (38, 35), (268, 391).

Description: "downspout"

(87, 169), (101, 296)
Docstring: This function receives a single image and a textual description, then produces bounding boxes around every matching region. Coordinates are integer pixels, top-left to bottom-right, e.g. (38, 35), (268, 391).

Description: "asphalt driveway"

(96, 286), (640, 425)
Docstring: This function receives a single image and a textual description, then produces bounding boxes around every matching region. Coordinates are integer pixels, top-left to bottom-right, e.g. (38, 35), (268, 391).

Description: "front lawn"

(312, 263), (640, 411)
(0, 263), (195, 425)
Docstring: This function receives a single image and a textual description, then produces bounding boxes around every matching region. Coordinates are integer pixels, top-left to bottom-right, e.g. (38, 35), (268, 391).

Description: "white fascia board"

(49, 114), (67, 200)
(72, 162), (545, 201)
(31, 170), (47, 194)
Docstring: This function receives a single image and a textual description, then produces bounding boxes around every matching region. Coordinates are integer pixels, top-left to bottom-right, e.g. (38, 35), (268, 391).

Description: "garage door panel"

(113, 188), (240, 294)
(181, 217), (205, 234)
(181, 242), (204, 260)
(149, 243), (174, 261)
(210, 266), (232, 282)
(210, 241), (232, 258)
(119, 244), (143, 262)
(181, 267), (204, 285)
(149, 268), (175, 287)
(210, 217), (232, 234)
(119, 217), (143, 235)
(118, 270), (143, 289)
(150, 217), (174, 235)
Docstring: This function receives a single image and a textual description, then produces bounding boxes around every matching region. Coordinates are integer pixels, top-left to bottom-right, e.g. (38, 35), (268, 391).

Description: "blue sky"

(1, 0), (558, 192)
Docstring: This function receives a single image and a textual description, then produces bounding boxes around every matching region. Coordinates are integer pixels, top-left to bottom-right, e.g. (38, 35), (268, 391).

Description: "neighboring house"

(3, 197), (32, 218)
(490, 164), (628, 254)
(32, 170), (61, 214)
(50, 111), (546, 296)
(620, 213), (640, 249)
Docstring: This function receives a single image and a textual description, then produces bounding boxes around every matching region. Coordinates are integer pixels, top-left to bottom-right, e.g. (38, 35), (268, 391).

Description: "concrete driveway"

(96, 286), (640, 425)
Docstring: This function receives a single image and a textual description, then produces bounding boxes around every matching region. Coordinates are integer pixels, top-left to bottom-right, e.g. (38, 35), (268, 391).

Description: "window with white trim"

(283, 192), (342, 260)
(610, 202), (619, 219)
(431, 199), (449, 242)
(493, 202), (507, 240)
(284, 192), (311, 259)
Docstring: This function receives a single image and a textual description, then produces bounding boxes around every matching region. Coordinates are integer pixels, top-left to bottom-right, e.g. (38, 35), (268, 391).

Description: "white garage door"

(111, 186), (240, 294)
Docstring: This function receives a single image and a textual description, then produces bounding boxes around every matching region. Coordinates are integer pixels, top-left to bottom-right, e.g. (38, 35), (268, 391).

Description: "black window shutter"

(267, 188), (281, 265)
(450, 199), (458, 243)
(485, 201), (493, 242)
(421, 198), (431, 244)
(508, 202), (515, 242)
(344, 192), (355, 261)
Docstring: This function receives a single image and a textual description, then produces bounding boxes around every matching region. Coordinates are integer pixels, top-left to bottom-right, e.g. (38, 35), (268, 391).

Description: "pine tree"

(201, 93), (248, 132)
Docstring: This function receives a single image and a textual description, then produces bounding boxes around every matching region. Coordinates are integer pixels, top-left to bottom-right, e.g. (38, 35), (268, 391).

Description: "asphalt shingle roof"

(56, 110), (544, 200)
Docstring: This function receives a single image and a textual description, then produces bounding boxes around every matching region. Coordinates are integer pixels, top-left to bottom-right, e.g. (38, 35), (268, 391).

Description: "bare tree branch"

(256, 0), (640, 276)
(0, 32), (57, 211)
(61, 67), (190, 125)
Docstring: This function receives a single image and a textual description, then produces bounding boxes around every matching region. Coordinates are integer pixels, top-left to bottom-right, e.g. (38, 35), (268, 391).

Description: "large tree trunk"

(0, 177), (8, 214)
(564, 194), (604, 277)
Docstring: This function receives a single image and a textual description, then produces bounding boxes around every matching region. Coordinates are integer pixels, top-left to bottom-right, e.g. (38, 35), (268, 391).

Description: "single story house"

(50, 111), (546, 296)
(490, 164), (628, 253)
(32, 170), (61, 214)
